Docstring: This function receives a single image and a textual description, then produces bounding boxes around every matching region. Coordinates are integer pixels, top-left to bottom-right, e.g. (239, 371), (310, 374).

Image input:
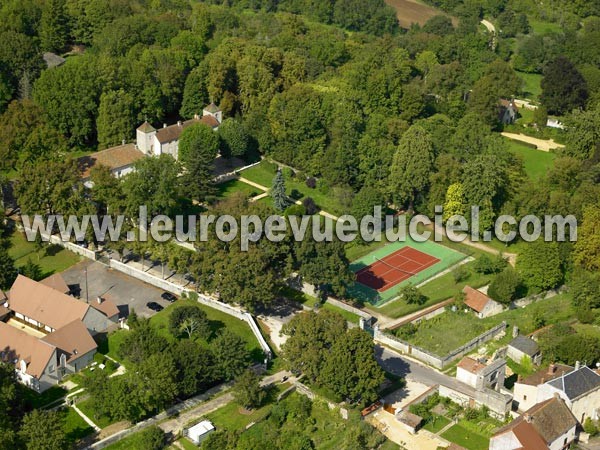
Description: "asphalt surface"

(61, 259), (171, 319)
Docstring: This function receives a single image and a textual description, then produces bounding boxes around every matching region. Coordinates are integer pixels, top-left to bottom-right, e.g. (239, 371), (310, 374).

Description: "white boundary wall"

(20, 227), (271, 358)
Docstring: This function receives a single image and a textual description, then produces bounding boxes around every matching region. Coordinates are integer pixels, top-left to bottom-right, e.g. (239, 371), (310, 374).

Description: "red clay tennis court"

(355, 246), (440, 292)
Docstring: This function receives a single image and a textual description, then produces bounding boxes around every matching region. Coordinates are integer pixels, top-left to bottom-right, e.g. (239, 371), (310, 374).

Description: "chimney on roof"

(548, 364), (556, 375)
(177, 120), (182, 126)
(512, 325), (519, 338)
(524, 413), (532, 423)
(194, 113), (199, 120)
(122, 139), (126, 145)
(541, 377), (545, 384)
(575, 361), (581, 370)
(97, 297), (102, 305)
(163, 123), (167, 128)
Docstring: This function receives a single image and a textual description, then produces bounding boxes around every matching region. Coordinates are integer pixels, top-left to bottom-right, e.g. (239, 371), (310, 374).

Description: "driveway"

(366, 410), (447, 450)
(255, 298), (304, 350)
(61, 260), (171, 319)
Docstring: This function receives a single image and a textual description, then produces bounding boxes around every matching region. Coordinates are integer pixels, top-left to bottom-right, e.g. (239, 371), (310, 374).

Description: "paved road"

(375, 345), (478, 398)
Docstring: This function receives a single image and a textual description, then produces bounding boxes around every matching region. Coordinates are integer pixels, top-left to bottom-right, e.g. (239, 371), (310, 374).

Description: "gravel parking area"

(61, 260), (172, 318)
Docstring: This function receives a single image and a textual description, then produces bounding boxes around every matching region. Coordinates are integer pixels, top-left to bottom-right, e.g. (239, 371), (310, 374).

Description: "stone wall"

(298, 281), (372, 320)
(374, 322), (507, 369)
(512, 286), (566, 308)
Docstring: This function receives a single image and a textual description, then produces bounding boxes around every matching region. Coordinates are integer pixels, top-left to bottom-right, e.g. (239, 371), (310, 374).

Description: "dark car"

(146, 301), (164, 312)
(161, 292), (177, 303)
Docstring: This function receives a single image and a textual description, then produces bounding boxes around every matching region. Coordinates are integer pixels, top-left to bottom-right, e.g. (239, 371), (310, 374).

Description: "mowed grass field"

(518, 72), (542, 100)
(395, 293), (573, 355)
(384, 0), (457, 28)
(7, 229), (81, 278)
(505, 139), (556, 180)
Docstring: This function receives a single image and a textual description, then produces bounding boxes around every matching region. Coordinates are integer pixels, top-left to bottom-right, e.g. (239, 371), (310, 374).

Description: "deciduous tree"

(19, 410), (66, 450)
(319, 328), (384, 404)
(168, 305), (210, 340)
(210, 329), (249, 381)
(178, 123), (219, 202)
(233, 369), (265, 409)
(541, 56), (588, 115)
(389, 125), (435, 212)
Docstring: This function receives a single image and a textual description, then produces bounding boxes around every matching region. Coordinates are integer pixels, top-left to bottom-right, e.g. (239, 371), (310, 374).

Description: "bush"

(285, 204), (306, 217)
(452, 265), (470, 283)
(289, 189), (303, 200)
(584, 418), (599, 436)
(463, 407), (479, 420)
(488, 267), (523, 304)
(302, 197), (319, 215)
(305, 177), (317, 189)
(283, 167), (294, 179)
(317, 179), (329, 194)
(400, 283), (427, 305)
(395, 323), (418, 339)
(474, 254), (507, 274)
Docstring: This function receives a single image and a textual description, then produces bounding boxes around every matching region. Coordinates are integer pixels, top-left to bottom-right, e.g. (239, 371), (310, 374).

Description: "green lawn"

(378, 261), (492, 318)
(97, 329), (128, 364)
(149, 299), (263, 361)
(346, 240), (388, 262)
(77, 398), (117, 429)
(240, 160), (348, 215)
(103, 428), (163, 450)
(517, 71), (542, 99)
(529, 19), (562, 35)
(207, 383), (289, 431)
(216, 178), (262, 199)
(505, 139), (556, 180)
(239, 161), (278, 188)
(422, 415), (451, 433)
(61, 407), (95, 445)
(441, 422), (490, 450)
(395, 293), (573, 355)
(176, 438), (199, 450)
(8, 230), (81, 278)
(321, 302), (361, 324)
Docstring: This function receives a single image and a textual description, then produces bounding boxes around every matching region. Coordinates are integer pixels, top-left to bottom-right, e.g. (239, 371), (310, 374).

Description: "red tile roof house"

(490, 396), (577, 450)
(462, 285), (503, 318)
(0, 275), (117, 392)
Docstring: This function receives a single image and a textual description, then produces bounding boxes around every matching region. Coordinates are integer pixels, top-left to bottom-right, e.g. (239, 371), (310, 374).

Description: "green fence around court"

(348, 238), (467, 306)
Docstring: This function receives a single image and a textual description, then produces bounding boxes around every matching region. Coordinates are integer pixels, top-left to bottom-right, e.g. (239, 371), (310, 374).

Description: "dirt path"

(501, 132), (565, 152)
(480, 19), (495, 33)
(238, 177), (268, 192)
(237, 177), (340, 220)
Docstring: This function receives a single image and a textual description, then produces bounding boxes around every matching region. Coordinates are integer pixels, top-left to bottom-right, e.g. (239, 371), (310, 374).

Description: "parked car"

(161, 292), (177, 303)
(146, 301), (164, 312)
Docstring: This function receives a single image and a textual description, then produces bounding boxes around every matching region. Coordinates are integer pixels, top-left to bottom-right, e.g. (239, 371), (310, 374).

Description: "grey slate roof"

(509, 335), (540, 356)
(546, 366), (600, 400)
(204, 102), (220, 113)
